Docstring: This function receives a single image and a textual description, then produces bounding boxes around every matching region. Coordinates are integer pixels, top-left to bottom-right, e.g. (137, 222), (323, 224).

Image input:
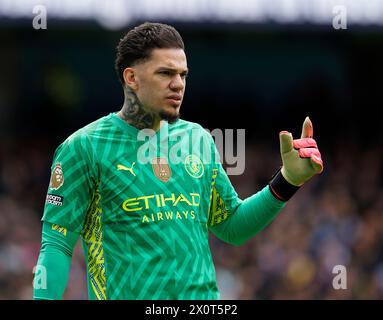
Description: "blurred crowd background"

(0, 0), (382, 299)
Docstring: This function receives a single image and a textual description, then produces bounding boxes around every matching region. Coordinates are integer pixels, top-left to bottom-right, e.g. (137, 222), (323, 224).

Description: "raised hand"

(279, 117), (324, 186)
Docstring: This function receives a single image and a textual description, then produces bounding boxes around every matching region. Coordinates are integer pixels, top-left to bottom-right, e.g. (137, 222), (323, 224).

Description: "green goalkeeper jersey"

(42, 112), (247, 300)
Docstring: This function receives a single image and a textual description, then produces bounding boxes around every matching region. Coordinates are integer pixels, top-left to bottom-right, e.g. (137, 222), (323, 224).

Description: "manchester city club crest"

(184, 154), (204, 179)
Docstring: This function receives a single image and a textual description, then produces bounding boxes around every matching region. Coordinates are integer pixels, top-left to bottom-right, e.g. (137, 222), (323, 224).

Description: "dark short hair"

(114, 22), (185, 85)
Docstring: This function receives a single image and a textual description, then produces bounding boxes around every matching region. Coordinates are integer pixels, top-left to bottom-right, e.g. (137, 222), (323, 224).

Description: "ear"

(123, 67), (139, 91)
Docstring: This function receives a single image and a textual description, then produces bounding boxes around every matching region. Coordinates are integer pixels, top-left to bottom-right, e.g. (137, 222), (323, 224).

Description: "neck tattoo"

(119, 87), (157, 130)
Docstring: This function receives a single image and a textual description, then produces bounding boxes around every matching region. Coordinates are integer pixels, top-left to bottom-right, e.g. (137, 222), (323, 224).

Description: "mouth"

(166, 94), (182, 107)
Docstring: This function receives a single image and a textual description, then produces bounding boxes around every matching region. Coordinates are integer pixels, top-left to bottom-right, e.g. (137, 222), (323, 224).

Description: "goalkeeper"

(33, 22), (323, 300)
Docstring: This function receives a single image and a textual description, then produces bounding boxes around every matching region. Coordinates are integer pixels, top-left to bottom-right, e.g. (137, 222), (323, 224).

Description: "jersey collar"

(110, 112), (169, 141)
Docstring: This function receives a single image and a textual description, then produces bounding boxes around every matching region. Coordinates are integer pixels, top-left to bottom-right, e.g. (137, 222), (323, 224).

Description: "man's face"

(131, 48), (188, 123)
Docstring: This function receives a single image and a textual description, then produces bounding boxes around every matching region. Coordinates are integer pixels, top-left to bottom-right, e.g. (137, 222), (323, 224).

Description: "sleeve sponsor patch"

(51, 224), (67, 236)
(46, 194), (64, 206)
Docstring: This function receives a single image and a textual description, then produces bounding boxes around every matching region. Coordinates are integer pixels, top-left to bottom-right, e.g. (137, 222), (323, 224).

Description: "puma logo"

(117, 163), (136, 176)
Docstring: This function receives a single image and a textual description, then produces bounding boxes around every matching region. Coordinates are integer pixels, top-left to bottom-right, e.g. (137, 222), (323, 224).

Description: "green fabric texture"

(210, 185), (285, 246)
(33, 222), (78, 300)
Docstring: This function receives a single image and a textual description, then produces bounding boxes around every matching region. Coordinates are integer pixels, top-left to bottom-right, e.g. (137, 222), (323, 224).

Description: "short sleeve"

(42, 132), (98, 233)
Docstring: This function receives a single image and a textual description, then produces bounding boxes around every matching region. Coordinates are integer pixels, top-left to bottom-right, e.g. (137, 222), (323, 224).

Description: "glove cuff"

(268, 169), (300, 201)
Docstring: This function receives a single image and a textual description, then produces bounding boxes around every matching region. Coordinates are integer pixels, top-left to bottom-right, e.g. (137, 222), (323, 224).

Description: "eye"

(159, 70), (171, 76)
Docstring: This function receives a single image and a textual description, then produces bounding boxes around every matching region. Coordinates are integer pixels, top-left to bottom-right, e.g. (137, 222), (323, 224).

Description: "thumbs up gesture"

(279, 117), (324, 186)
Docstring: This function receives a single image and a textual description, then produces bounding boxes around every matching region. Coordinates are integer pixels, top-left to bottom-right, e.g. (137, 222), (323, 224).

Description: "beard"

(159, 109), (180, 124)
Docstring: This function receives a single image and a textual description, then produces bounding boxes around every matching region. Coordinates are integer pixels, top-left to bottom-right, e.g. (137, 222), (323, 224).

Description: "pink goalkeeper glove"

(279, 116), (324, 187)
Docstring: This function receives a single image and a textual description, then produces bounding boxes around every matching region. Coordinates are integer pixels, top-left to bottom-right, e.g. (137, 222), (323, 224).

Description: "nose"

(169, 74), (185, 91)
